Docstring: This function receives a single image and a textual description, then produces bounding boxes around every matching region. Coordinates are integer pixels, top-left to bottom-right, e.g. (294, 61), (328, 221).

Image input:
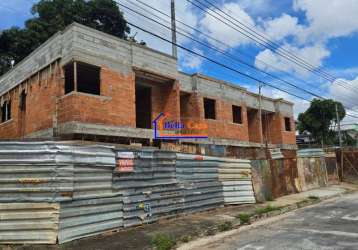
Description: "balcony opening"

(285, 117), (291, 131)
(204, 98), (216, 120)
(64, 61), (100, 95)
(135, 84), (152, 129)
(232, 105), (242, 124)
(180, 92), (190, 118)
(247, 108), (261, 143)
(1, 100), (11, 123)
(19, 90), (27, 112)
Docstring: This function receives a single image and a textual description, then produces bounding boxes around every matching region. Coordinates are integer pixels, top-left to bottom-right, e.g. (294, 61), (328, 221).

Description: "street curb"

(176, 188), (352, 249)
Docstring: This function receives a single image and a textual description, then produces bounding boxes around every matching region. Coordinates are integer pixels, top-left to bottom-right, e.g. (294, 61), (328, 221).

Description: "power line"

(126, 20), (311, 101)
(187, 0), (358, 96)
(118, 0), (322, 99)
(127, 0), (358, 113)
(118, 0), (358, 118)
(121, 18), (358, 119)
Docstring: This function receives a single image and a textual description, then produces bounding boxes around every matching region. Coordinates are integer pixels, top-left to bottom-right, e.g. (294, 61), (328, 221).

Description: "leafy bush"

(218, 221), (233, 232)
(308, 195), (320, 200)
(237, 213), (251, 224)
(151, 234), (176, 250)
(255, 205), (280, 215)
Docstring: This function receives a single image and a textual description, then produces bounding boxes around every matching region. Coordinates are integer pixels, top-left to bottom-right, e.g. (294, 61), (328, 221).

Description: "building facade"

(0, 23), (296, 153)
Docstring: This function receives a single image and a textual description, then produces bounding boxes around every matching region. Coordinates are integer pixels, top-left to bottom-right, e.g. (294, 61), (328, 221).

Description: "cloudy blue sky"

(2, 0), (358, 122)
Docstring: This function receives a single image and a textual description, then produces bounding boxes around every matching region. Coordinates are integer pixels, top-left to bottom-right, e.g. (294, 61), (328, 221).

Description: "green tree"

(0, 0), (130, 75)
(297, 99), (345, 146)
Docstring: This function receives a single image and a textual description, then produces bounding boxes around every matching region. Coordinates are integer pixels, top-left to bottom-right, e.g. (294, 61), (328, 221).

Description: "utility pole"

(335, 102), (343, 181)
(258, 82), (263, 146)
(171, 0), (177, 58)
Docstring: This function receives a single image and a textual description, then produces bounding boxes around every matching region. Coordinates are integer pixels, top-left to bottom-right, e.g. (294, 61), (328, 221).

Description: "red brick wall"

(0, 64), (62, 139)
(180, 93), (250, 141)
(151, 81), (180, 122)
(247, 109), (263, 143)
(269, 113), (296, 145)
(0, 63), (296, 146)
(58, 67), (136, 127)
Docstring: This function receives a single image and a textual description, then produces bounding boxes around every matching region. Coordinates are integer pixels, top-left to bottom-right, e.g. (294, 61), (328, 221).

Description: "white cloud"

(180, 49), (204, 70)
(120, 0), (198, 55)
(271, 90), (310, 118)
(261, 14), (303, 42)
(328, 76), (358, 124)
(293, 0), (358, 42)
(330, 76), (358, 109)
(199, 2), (256, 48)
(255, 43), (330, 77)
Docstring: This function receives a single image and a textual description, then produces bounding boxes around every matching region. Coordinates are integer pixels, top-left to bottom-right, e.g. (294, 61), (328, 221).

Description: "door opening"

(135, 85), (152, 129)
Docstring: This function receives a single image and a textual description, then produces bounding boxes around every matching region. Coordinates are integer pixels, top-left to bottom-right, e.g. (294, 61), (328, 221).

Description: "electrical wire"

(188, 0), (358, 96)
(122, 18), (358, 119)
(125, 0), (358, 111)
(117, 0), (358, 119)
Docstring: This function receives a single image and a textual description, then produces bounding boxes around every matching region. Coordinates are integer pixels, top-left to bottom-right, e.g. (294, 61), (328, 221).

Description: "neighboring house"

(296, 132), (316, 146)
(341, 124), (358, 146)
(0, 23), (296, 155)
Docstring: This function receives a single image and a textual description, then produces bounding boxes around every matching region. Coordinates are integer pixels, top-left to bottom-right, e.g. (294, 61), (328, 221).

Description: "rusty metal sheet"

(297, 155), (328, 191)
(0, 203), (59, 244)
(251, 160), (273, 202)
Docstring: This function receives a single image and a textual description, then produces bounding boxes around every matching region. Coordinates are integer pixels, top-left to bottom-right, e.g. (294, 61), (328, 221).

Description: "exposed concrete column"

(73, 61), (78, 92)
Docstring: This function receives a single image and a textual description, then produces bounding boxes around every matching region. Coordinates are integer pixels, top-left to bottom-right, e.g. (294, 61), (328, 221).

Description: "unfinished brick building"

(0, 23), (296, 155)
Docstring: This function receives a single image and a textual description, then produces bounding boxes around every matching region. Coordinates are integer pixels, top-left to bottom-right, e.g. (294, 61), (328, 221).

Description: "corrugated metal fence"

(113, 149), (183, 227)
(0, 142), (258, 244)
(218, 158), (255, 204)
(176, 154), (224, 213)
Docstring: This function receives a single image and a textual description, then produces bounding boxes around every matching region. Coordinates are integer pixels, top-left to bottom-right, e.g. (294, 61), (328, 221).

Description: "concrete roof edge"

(0, 30), (63, 82)
(274, 98), (294, 105)
(69, 22), (177, 61)
(192, 73), (247, 91)
(179, 72), (293, 105)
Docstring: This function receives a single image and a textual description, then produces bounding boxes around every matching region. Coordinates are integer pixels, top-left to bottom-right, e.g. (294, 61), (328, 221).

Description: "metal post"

(335, 102), (343, 181)
(258, 82), (263, 145)
(171, 0), (177, 58)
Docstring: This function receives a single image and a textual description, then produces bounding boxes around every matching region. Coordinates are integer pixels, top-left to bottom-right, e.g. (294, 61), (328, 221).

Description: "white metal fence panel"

(219, 159), (256, 204)
(0, 203), (59, 244)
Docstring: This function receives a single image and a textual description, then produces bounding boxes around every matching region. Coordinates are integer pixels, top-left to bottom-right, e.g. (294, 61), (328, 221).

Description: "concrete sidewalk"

(1, 183), (357, 250)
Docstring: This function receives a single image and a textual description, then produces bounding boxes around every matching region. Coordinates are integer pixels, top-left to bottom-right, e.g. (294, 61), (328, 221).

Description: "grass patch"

(151, 234), (176, 250)
(205, 228), (216, 236)
(255, 204), (280, 215)
(266, 196), (275, 201)
(308, 195), (320, 200)
(180, 235), (192, 243)
(218, 221), (233, 232)
(236, 213), (251, 224)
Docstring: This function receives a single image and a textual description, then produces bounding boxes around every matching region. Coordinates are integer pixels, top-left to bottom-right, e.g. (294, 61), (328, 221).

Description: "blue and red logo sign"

(153, 112), (208, 139)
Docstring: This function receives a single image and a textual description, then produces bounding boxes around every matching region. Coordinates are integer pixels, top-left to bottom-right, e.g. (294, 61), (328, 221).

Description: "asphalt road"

(196, 192), (358, 250)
